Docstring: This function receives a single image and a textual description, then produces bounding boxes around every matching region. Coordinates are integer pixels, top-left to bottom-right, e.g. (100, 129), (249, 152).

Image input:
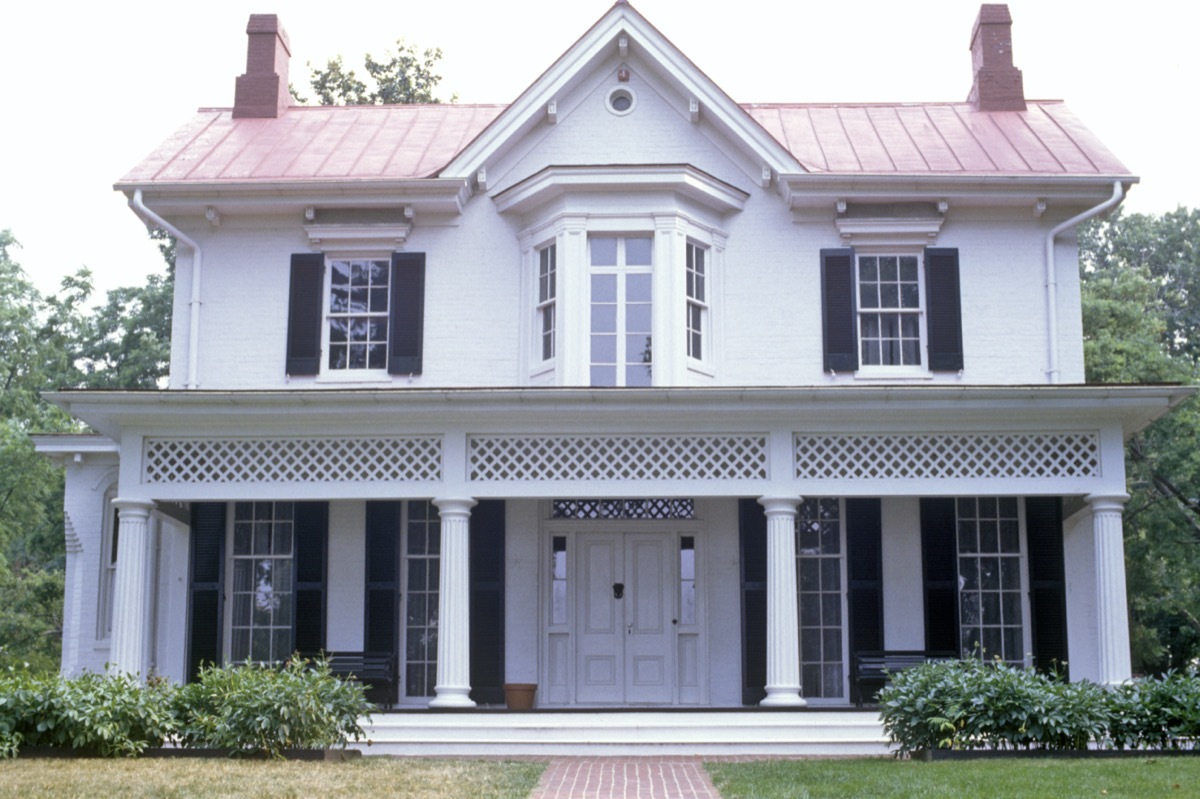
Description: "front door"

(576, 532), (674, 704)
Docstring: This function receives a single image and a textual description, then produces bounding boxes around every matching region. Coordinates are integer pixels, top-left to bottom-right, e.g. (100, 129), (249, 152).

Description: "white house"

(37, 1), (1190, 724)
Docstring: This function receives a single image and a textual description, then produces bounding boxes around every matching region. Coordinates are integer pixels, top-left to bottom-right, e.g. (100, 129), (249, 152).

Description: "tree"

(293, 39), (453, 105)
(1080, 208), (1200, 673)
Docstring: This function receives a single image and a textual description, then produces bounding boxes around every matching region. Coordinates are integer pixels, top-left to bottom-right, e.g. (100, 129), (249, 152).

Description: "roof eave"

(781, 173), (1139, 213)
(114, 177), (475, 218)
(45, 384), (1192, 442)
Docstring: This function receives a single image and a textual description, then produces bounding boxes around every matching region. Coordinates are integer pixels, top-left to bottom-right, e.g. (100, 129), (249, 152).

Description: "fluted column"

(430, 497), (476, 708)
(109, 499), (156, 676)
(1088, 493), (1132, 685)
(759, 496), (806, 707)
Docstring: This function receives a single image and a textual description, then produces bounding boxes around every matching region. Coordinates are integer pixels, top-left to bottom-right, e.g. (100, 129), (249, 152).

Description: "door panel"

(575, 532), (674, 704)
(577, 535), (621, 703)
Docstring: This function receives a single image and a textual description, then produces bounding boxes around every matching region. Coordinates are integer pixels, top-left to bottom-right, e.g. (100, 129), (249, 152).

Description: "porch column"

(758, 496), (806, 707)
(1088, 493), (1132, 684)
(430, 497), (477, 708)
(109, 499), (156, 676)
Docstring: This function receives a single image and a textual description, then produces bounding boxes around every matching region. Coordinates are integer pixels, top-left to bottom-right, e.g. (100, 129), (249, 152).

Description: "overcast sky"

(2, 0), (1196, 300)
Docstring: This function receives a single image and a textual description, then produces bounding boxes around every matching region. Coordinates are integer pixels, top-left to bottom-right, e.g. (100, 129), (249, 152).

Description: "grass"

(0, 757), (545, 799)
(706, 757), (1200, 799)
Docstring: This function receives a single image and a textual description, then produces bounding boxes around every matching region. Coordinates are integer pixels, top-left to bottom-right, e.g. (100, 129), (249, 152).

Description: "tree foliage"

(293, 39), (452, 105)
(0, 227), (172, 671)
(1080, 207), (1200, 674)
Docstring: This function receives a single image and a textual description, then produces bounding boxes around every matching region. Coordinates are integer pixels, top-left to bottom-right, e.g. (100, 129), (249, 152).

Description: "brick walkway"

(529, 758), (721, 799)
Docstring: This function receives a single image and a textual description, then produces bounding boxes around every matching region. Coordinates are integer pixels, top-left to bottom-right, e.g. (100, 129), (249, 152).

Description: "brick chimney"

(967, 4), (1026, 112)
(233, 14), (291, 119)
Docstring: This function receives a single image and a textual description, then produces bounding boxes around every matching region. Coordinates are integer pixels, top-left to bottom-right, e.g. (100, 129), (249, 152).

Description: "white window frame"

(955, 497), (1032, 667)
(854, 248), (930, 378)
(795, 497), (849, 704)
(589, 234), (655, 387)
(685, 241), (710, 366)
(96, 488), (119, 641)
(225, 501), (296, 665)
(318, 255), (392, 381)
(398, 499), (441, 703)
(536, 243), (557, 364)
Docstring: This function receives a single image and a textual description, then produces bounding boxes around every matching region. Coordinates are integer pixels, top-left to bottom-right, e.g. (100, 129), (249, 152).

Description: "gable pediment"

(440, 2), (802, 191)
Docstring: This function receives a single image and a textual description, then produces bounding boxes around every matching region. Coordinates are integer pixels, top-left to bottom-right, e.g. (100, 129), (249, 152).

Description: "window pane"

(590, 237), (617, 265)
(859, 257), (878, 281)
(859, 284), (879, 309)
(592, 305), (617, 333)
(899, 256), (919, 281)
(625, 364), (652, 387)
(591, 365), (616, 387)
(626, 303), (652, 333)
(879, 256), (898, 281)
(367, 344), (386, 370)
(591, 273), (617, 302)
(626, 272), (652, 302)
(880, 283), (900, 308)
(624, 237), (653, 265)
(900, 283), (920, 308)
(591, 335), (617, 363)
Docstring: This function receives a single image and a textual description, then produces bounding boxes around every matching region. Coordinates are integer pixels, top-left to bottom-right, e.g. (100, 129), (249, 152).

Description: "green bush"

(0, 666), (177, 757)
(875, 659), (1200, 755)
(175, 655), (372, 759)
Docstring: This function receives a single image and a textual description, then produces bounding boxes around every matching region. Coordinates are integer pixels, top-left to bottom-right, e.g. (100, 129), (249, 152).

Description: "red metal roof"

(119, 99), (1128, 187)
(743, 101), (1129, 176)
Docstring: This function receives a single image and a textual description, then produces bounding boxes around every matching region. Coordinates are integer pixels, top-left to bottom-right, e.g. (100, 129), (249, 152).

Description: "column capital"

(433, 497), (478, 519)
(758, 496), (803, 516)
(1085, 493), (1130, 513)
(112, 498), (156, 516)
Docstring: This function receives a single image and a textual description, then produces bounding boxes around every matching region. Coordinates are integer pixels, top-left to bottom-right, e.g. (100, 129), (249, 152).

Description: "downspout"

(130, 189), (202, 389)
(1044, 180), (1123, 383)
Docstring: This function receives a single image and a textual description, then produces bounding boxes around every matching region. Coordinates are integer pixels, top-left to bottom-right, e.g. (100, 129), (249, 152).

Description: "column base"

(760, 687), (807, 707)
(429, 686), (476, 708)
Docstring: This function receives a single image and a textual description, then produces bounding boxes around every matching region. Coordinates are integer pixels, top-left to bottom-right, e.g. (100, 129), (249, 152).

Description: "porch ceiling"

(44, 384), (1193, 441)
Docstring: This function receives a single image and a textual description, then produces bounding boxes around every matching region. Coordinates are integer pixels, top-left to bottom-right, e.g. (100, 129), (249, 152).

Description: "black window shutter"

(469, 500), (506, 706)
(925, 248), (964, 371)
(293, 502), (328, 655)
(388, 252), (426, 375)
(920, 498), (959, 653)
(188, 503), (226, 682)
(846, 498), (883, 705)
(286, 253), (324, 376)
(364, 502), (401, 657)
(821, 248), (858, 372)
(738, 498), (768, 705)
(1026, 497), (1069, 677)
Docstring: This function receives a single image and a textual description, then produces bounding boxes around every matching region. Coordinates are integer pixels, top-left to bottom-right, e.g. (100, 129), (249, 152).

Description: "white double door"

(575, 531), (677, 704)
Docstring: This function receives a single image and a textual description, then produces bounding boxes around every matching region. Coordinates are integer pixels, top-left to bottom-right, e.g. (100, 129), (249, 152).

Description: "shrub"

(175, 655), (372, 758)
(879, 659), (1109, 755)
(0, 667), (177, 757)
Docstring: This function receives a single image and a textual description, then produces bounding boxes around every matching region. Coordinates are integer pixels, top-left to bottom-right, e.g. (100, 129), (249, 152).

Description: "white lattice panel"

(143, 437), (442, 484)
(794, 433), (1100, 480)
(469, 435), (767, 482)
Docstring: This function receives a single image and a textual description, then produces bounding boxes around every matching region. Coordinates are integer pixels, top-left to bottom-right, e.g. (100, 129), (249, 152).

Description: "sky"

(1, 0), (1197, 300)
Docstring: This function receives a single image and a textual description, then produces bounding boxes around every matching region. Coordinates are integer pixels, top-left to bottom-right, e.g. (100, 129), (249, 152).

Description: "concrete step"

(353, 710), (893, 757)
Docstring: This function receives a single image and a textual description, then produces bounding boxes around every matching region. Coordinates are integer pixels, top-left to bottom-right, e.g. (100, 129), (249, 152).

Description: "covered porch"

(43, 385), (1189, 715)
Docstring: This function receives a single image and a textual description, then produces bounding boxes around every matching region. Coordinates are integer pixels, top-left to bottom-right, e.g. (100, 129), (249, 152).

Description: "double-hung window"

(820, 246), (962, 375)
(326, 259), (390, 371)
(286, 252), (425, 378)
(537, 244), (557, 363)
(857, 254), (923, 367)
(590, 236), (653, 387)
(686, 242), (708, 362)
(229, 501), (295, 664)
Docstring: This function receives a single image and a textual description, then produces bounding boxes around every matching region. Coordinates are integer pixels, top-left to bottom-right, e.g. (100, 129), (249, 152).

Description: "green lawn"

(706, 757), (1198, 799)
(0, 758), (545, 799)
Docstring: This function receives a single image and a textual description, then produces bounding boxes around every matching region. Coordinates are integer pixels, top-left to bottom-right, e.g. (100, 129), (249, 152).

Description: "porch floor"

(354, 709), (892, 757)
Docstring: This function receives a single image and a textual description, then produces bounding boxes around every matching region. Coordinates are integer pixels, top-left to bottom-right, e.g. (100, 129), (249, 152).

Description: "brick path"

(529, 758), (721, 799)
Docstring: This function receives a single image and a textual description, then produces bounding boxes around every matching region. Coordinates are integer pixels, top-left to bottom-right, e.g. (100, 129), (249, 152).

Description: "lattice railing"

(469, 434), (768, 481)
(552, 498), (696, 520)
(143, 436), (442, 484)
(794, 432), (1100, 480)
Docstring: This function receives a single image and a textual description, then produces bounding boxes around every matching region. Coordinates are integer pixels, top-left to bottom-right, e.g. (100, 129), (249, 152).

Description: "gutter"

(1044, 180), (1124, 383)
(130, 189), (202, 389)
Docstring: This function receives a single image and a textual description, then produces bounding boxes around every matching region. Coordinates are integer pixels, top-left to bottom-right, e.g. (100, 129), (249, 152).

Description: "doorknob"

(612, 582), (625, 599)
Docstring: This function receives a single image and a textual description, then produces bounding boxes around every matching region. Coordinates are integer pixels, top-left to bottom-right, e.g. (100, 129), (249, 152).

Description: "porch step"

(354, 710), (892, 757)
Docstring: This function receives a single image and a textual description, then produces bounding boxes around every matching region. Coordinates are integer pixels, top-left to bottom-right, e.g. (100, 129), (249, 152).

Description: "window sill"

(852, 367), (934, 381)
(313, 371), (395, 385)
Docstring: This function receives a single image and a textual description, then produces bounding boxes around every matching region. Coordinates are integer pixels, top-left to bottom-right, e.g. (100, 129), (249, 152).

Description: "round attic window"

(606, 87), (636, 116)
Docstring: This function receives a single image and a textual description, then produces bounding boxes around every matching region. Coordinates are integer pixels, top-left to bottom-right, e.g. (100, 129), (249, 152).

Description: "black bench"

(853, 650), (957, 707)
(304, 651), (396, 709)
